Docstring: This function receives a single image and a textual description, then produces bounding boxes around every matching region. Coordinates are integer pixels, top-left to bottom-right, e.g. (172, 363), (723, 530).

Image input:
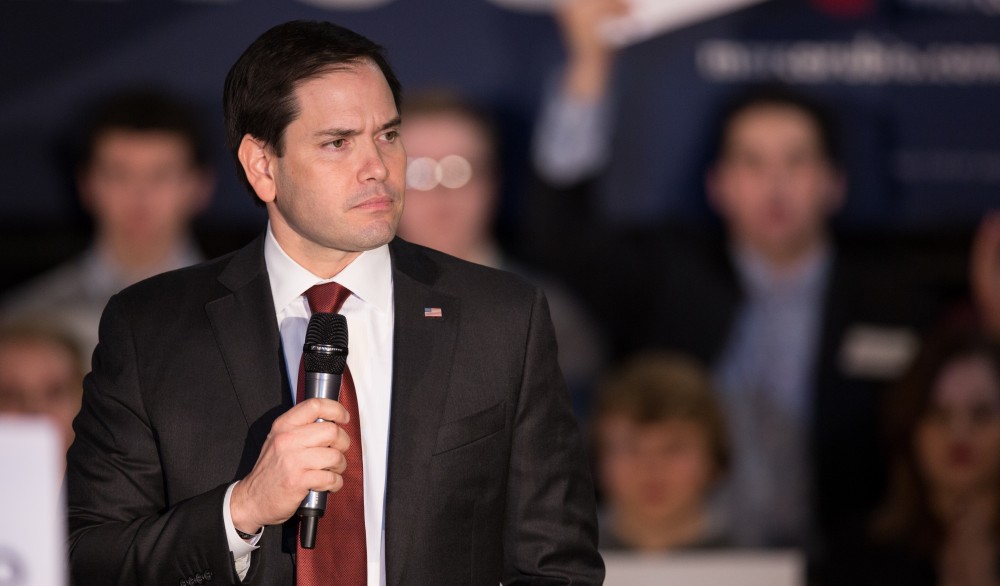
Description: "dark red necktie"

(295, 281), (367, 586)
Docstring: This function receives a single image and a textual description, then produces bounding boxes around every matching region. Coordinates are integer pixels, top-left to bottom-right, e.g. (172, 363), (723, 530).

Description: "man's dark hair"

(224, 20), (403, 203)
(79, 89), (210, 170)
(712, 85), (843, 169)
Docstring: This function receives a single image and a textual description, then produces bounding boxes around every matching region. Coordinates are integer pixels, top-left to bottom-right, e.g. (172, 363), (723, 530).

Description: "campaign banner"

(0, 0), (997, 230)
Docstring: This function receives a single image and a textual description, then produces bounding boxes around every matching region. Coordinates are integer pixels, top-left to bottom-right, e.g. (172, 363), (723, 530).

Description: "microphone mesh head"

(303, 312), (348, 374)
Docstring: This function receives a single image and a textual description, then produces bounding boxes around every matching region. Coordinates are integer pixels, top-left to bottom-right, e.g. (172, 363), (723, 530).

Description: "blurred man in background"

(1, 90), (213, 361)
(396, 91), (606, 414)
(529, 0), (934, 556)
(0, 322), (84, 454)
(593, 351), (731, 552)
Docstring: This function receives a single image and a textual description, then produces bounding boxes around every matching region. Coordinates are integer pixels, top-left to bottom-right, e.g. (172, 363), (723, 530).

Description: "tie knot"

(305, 281), (352, 314)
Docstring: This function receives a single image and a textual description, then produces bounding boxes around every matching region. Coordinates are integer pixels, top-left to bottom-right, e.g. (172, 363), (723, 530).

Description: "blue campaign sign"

(598, 0), (1000, 229)
(0, 0), (997, 231)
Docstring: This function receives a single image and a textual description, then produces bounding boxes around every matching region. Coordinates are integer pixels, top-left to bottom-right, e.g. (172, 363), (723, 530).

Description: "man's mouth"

(353, 196), (394, 211)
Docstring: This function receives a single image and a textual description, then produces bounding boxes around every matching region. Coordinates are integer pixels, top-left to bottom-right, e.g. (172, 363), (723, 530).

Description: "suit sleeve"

(66, 294), (242, 586)
(502, 288), (605, 584)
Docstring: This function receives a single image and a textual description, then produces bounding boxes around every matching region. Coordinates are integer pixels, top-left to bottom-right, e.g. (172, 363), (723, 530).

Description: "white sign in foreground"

(603, 550), (804, 586)
(0, 417), (66, 586)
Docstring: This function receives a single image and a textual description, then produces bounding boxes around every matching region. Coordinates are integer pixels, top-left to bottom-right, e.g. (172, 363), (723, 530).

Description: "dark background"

(1, 0), (997, 299)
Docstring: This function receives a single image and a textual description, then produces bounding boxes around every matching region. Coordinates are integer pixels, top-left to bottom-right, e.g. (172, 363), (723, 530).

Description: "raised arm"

(532, 0), (627, 186)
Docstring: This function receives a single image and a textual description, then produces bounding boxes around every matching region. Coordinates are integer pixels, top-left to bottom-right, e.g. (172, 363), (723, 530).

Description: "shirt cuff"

(223, 482), (262, 560)
(532, 79), (614, 186)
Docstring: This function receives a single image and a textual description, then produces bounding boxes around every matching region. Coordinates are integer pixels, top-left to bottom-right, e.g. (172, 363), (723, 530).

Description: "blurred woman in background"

(829, 324), (1000, 585)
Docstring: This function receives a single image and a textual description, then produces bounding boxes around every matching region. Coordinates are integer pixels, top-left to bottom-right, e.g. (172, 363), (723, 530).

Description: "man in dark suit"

(66, 21), (603, 585)
(529, 29), (934, 554)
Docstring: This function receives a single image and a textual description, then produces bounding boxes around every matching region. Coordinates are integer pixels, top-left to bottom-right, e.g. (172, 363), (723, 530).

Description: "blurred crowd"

(2, 1), (999, 584)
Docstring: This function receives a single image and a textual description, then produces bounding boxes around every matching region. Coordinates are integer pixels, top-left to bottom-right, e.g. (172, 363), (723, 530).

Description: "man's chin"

(339, 220), (398, 252)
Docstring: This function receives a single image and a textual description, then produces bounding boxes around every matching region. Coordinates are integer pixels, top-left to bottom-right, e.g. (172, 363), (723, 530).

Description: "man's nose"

(358, 141), (389, 182)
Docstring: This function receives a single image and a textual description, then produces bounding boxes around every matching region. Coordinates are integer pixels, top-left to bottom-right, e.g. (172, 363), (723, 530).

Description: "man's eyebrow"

(314, 127), (360, 139)
(377, 116), (402, 132)
(313, 117), (401, 139)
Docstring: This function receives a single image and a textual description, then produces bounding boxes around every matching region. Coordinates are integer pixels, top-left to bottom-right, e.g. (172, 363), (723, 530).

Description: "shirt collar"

(732, 242), (832, 299)
(264, 223), (393, 314)
(81, 238), (203, 298)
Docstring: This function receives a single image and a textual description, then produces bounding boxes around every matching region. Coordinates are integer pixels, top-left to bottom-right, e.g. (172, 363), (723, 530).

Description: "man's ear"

(826, 168), (847, 215)
(238, 135), (277, 204)
(76, 167), (96, 213)
(705, 164), (727, 216)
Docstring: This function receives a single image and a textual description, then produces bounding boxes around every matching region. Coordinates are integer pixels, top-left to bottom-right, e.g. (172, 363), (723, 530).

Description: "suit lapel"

(384, 240), (460, 586)
(813, 252), (852, 445)
(205, 235), (290, 474)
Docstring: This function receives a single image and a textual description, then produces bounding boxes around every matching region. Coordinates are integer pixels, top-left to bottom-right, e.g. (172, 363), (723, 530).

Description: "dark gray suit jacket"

(66, 235), (603, 585)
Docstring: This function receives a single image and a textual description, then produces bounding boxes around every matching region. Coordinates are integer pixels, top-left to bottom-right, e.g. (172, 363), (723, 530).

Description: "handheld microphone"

(296, 312), (349, 549)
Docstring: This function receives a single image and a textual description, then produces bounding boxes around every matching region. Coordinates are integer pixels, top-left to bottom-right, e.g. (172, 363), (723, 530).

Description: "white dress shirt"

(225, 224), (395, 585)
(713, 245), (831, 548)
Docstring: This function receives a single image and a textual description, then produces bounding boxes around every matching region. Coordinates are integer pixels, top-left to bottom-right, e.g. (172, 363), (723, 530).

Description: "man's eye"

(383, 130), (399, 142)
(327, 139), (346, 149)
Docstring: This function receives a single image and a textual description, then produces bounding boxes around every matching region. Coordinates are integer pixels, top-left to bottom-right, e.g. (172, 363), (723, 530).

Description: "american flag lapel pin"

(424, 307), (443, 318)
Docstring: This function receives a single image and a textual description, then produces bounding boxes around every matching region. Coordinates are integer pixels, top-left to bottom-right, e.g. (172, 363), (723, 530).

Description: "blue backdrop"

(1, 0), (997, 232)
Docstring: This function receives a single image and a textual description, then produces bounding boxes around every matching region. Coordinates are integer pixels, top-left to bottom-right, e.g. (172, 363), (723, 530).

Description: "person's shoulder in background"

(390, 237), (540, 306)
(1, 253), (101, 362)
(2, 253), (93, 315)
(824, 238), (942, 383)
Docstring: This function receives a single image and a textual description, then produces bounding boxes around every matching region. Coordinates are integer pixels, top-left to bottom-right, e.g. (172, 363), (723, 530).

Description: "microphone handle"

(297, 370), (342, 549)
